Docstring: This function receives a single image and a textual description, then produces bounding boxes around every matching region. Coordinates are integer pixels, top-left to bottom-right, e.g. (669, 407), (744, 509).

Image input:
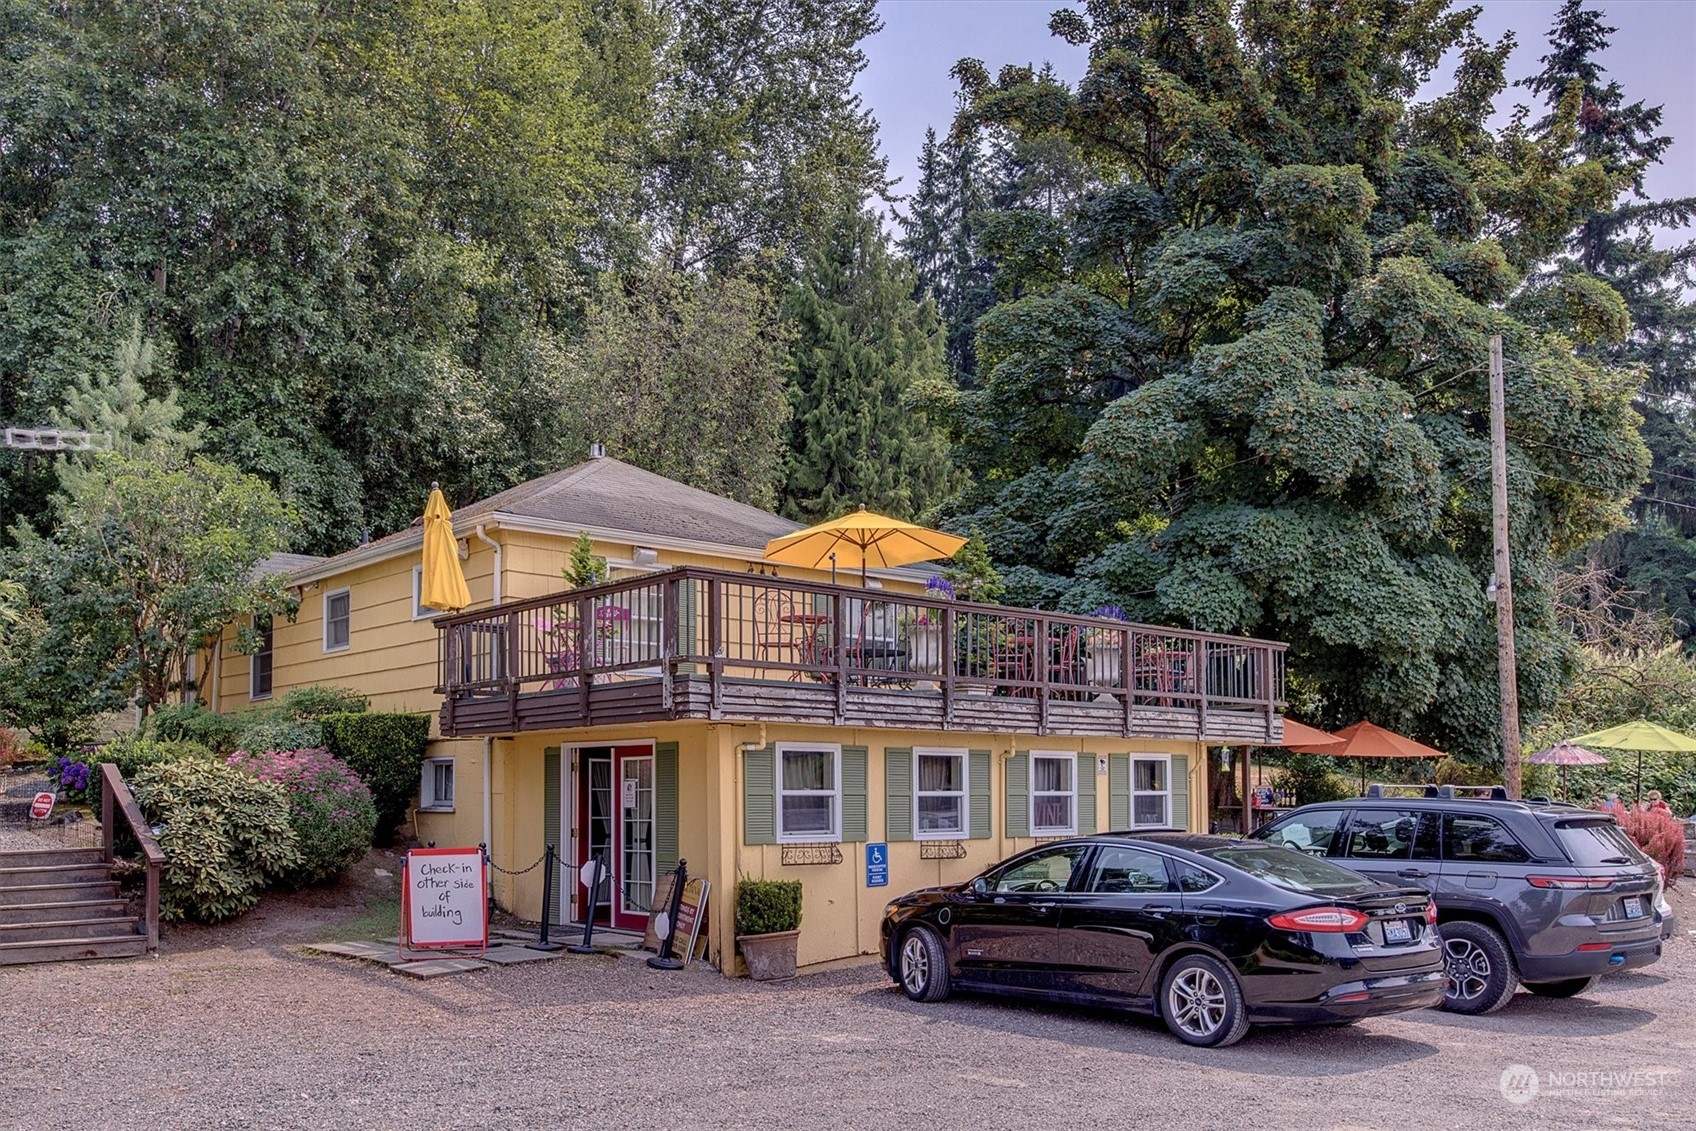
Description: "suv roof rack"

(1363, 782), (1511, 801)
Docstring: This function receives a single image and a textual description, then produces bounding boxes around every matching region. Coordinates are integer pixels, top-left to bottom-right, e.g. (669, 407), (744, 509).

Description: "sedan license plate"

(1383, 918), (1413, 944)
(1623, 896), (1645, 919)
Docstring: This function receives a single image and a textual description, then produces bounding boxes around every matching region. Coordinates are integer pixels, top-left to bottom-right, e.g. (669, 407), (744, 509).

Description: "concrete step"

(0, 881), (119, 908)
(0, 898), (130, 924)
(0, 862), (111, 888)
(0, 935), (148, 966)
(0, 848), (105, 869)
(0, 917), (140, 944)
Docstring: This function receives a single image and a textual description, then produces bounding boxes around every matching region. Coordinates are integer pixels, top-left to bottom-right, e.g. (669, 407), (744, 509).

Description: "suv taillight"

(1526, 875), (1614, 890)
(1268, 907), (1371, 932)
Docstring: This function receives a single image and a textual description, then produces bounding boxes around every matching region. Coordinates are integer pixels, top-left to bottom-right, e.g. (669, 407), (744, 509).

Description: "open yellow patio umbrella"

(1565, 719), (1696, 805)
(419, 482), (471, 612)
(762, 505), (969, 585)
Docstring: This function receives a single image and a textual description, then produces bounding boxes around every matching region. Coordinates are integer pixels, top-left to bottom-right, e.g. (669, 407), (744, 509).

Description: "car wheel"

(1525, 976), (1597, 999)
(897, 925), (951, 1003)
(1439, 921), (1517, 1014)
(1160, 955), (1249, 1048)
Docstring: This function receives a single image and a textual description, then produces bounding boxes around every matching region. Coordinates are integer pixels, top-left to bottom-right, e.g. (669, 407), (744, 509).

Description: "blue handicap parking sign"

(865, 842), (889, 887)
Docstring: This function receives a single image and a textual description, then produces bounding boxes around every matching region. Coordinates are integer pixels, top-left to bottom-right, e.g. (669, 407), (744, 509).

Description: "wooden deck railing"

(101, 762), (163, 952)
(435, 567), (1286, 734)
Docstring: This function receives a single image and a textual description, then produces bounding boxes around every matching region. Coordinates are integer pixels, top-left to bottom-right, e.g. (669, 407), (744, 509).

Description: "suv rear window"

(1554, 820), (1647, 867)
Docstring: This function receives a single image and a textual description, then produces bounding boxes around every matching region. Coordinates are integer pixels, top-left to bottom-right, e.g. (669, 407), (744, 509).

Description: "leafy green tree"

(560, 266), (793, 509)
(782, 209), (956, 522)
(2, 450), (298, 743)
(941, 0), (1647, 759)
(640, 0), (887, 274)
(563, 532), (610, 589)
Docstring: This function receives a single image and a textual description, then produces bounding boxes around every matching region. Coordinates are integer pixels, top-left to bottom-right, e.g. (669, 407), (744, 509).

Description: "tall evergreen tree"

(898, 128), (999, 387)
(1521, 1), (1696, 638)
(941, 0), (1646, 760)
(782, 210), (955, 523)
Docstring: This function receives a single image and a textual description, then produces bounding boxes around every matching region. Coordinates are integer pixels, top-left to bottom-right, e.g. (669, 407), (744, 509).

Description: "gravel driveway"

(3, 881), (1691, 1130)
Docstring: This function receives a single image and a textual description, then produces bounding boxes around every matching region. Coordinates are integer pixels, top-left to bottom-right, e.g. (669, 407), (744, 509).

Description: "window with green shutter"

(969, 750), (991, 840)
(655, 742), (679, 871)
(914, 747), (968, 839)
(1077, 753), (1097, 834)
(1005, 751), (1030, 838)
(1108, 753), (1182, 830)
(1109, 754), (1130, 829)
(743, 745), (776, 845)
(884, 747), (913, 841)
(842, 745), (868, 842)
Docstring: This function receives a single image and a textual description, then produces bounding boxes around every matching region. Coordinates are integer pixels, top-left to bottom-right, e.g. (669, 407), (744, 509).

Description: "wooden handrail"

(101, 763), (164, 953)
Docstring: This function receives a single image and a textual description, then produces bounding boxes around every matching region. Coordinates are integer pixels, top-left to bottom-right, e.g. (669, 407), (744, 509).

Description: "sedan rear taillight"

(1526, 875), (1615, 890)
(1268, 907), (1371, 932)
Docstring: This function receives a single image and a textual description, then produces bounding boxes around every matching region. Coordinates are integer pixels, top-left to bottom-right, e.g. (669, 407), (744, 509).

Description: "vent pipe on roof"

(588, 442), (606, 458)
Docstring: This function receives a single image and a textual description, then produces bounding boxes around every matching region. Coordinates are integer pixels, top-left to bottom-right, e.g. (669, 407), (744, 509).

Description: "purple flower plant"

(1090, 604), (1129, 622)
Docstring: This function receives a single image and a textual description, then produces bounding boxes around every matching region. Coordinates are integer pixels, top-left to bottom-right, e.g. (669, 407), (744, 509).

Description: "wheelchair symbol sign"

(865, 843), (889, 887)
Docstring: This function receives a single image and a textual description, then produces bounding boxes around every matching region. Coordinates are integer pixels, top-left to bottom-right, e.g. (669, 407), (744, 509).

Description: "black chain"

(485, 850), (548, 877)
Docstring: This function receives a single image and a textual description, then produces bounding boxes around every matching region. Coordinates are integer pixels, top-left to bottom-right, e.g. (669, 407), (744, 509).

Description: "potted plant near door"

(735, 878), (803, 980)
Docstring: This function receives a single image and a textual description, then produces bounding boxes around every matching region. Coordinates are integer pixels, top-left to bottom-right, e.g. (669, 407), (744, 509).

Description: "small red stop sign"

(29, 792), (54, 819)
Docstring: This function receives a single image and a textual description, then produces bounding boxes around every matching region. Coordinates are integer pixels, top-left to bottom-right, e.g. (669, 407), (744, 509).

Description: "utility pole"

(1489, 334), (1522, 797)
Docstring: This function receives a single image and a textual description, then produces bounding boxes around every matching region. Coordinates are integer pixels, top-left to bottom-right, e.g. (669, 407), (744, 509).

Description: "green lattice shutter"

(885, 747), (913, 842)
(1170, 753), (1190, 831)
(1077, 753), (1097, 835)
(543, 747), (562, 924)
(743, 745), (776, 845)
(1005, 751), (1029, 838)
(1109, 754), (1130, 830)
(655, 742), (679, 871)
(969, 749), (991, 839)
(842, 745), (868, 842)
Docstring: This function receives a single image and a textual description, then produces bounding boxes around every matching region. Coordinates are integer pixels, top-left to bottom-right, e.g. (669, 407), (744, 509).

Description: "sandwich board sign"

(401, 846), (488, 957)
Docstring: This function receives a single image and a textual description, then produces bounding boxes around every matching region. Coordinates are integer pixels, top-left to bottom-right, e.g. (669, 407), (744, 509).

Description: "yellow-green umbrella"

(762, 505), (968, 585)
(420, 483), (471, 612)
(1566, 719), (1696, 805)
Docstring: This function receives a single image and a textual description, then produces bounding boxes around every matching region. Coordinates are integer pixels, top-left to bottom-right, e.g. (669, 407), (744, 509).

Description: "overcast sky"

(858, 0), (1696, 229)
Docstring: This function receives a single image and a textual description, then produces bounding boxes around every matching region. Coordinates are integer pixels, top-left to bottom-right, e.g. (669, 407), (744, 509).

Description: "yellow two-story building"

(215, 452), (1288, 973)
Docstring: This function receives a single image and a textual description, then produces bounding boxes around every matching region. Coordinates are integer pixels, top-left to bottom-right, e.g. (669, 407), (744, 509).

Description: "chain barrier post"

(526, 843), (564, 952)
(646, 859), (688, 970)
(478, 842), (504, 948)
(567, 850), (608, 954)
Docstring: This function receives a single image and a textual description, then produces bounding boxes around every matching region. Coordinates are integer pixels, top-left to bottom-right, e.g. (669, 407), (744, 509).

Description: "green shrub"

(735, 878), (803, 936)
(227, 747), (377, 886)
(236, 716), (325, 754)
(55, 736), (220, 817)
(130, 760), (300, 923)
(146, 703), (246, 755)
(1269, 755), (1354, 806)
(275, 685), (370, 719)
(320, 712), (431, 844)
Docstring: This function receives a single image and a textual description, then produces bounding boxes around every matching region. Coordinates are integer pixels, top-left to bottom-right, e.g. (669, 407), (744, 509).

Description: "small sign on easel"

(401, 846), (488, 959)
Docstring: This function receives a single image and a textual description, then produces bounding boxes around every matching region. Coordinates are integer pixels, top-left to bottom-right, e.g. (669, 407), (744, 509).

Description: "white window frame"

(420, 757), (455, 813)
(411, 566), (442, 621)
(323, 588), (351, 653)
(250, 615), (274, 701)
(913, 747), (968, 840)
(1030, 750), (1077, 836)
(1130, 754), (1173, 829)
(775, 742), (841, 843)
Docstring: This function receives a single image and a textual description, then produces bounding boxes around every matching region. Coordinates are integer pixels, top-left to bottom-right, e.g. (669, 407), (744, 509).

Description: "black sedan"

(879, 832), (1446, 1046)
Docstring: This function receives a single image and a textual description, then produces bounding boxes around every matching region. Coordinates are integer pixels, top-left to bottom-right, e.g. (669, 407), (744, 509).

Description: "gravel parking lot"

(3, 877), (1691, 1131)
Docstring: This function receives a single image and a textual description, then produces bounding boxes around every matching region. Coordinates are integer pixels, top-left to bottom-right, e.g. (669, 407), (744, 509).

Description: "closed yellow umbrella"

(762, 505), (969, 585)
(420, 483), (471, 612)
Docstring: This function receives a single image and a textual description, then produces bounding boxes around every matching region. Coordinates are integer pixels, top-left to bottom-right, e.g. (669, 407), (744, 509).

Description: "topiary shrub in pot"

(227, 747), (378, 886)
(735, 878), (803, 980)
(130, 760), (301, 923)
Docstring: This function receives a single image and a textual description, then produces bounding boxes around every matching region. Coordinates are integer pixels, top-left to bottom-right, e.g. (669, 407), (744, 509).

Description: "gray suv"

(1250, 786), (1673, 1014)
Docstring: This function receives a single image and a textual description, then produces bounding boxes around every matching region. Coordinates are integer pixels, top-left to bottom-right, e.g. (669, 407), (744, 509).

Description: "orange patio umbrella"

(762, 505), (968, 586)
(1275, 719), (1344, 749)
(1288, 720), (1446, 791)
(419, 482), (471, 613)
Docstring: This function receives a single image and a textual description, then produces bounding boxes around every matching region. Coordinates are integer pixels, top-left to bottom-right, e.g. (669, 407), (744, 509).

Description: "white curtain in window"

(1034, 757), (1071, 793)
(918, 754), (960, 792)
(783, 750), (832, 791)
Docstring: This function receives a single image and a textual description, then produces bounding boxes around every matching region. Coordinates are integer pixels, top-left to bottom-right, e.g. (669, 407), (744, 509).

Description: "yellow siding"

(480, 719), (1205, 974)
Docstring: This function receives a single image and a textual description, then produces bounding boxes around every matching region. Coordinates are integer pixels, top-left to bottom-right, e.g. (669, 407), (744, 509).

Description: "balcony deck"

(435, 567), (1287, 743)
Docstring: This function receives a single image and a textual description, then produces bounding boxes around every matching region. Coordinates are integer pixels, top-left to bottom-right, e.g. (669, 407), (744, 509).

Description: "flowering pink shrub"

(227, 747), (377, 886)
